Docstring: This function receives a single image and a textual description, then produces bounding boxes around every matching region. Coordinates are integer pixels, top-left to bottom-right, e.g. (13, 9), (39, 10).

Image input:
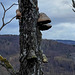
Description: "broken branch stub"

(16, 9), (21, 19)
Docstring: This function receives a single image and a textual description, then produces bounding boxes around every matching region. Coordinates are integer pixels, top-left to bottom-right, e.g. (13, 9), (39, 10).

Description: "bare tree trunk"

(18, 0), (43, 75)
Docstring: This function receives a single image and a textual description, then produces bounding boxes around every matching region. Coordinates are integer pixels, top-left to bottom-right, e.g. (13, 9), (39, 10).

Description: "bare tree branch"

(0, 16), (16, 30)
(72, 8), (75, 12)
(72, 0), (75, 8)
(0, 55), (15, 75)
(0, 2), (5, 25)
(0, 2), (5, 11)
(0, 62), (15, 75)
(0, 2), (18, 31)
(6, 3), (18, 11)
(5, 16), (16, 25)
(2, 11), (5, 25)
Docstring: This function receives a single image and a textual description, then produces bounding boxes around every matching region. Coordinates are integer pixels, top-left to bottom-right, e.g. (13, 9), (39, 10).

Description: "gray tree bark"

(18, 0), (43, 75)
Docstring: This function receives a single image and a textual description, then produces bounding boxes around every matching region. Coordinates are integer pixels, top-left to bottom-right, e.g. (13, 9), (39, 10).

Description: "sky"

(0, 0), (75, 40)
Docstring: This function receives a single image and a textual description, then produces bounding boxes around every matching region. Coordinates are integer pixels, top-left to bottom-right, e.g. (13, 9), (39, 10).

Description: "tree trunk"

(18, 0), (43, 75)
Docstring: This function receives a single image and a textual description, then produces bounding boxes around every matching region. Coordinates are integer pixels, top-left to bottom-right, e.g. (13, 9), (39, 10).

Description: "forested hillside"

(57, 40), (75, 45)
(0, 35), (75, 75)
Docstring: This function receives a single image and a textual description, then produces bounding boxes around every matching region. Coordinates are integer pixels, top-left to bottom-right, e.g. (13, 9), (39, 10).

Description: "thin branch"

(72, 8), (75, 12)
(2, 10), (5, 25)
(0, 16), (16, 31)
(5, 16), (16, 25)
(0, 55), (16, 75)
(0, 2), (5, 25)
(6, 3), (18, 11)
(72, 0), (75, 8)
(0, 2), (18, 30)
(0, 62), (15, 75)
(0, 2), (5, 11)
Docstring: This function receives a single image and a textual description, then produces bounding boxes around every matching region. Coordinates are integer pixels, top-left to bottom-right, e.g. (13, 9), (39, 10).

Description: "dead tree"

(18, 0), (52, 74)
(18, 0), (43, 75)
(0, 0), (52, 75)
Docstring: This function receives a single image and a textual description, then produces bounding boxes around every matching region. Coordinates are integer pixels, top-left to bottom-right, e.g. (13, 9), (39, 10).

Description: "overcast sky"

(0, 0), (75, 40)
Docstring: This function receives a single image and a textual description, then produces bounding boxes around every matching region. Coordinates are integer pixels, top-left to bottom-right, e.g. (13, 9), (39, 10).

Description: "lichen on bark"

(18, 0), (42, 75)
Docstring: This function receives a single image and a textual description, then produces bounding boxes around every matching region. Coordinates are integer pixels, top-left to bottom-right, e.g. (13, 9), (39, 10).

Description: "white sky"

(0, 0), (75, 40)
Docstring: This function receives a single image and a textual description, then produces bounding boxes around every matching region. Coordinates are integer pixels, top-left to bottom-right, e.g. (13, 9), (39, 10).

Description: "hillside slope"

(0, 35), (75, 75)
(57, 40), (75, 45)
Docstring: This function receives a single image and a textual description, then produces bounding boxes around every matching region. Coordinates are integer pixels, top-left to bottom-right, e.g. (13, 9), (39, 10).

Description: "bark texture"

(18, 0), (43, 75)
